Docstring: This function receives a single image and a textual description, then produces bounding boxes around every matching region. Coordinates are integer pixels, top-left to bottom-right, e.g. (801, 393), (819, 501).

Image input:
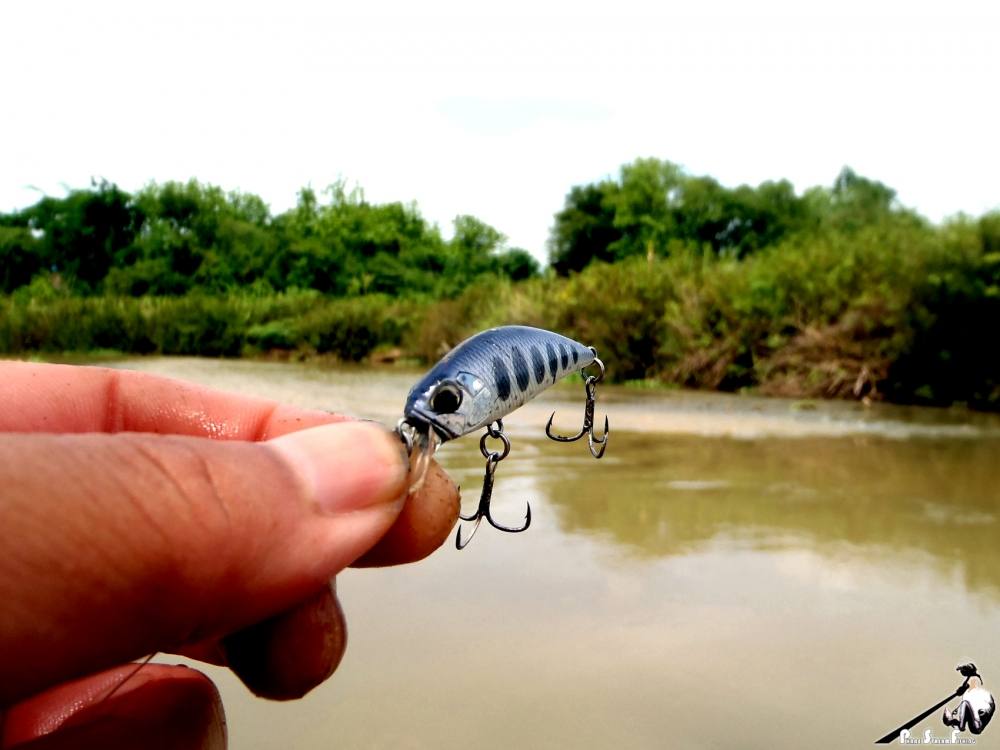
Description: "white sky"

(2, 0), (999, 261)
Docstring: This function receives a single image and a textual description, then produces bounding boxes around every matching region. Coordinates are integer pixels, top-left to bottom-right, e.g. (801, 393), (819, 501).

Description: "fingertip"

(2, 665), (225, 750)
(269, 421), (409, 516)
(222, 585), (346, 701)
(352, 460), (461, 567)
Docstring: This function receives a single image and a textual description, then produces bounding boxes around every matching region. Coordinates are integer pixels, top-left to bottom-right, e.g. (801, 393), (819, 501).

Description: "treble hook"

(545, 350), (610, 458)
(455, 420), (532, 550)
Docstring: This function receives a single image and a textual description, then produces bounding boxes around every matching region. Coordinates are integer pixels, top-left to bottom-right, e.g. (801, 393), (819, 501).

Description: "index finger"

(0, 361), (346, 439)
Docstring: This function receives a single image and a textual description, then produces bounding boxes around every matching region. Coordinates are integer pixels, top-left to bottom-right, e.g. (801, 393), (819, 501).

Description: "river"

(107, 357), (1000, 749)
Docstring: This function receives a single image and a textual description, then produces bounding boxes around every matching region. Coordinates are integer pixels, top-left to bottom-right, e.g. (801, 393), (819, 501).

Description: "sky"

(2, 0), (999, 261)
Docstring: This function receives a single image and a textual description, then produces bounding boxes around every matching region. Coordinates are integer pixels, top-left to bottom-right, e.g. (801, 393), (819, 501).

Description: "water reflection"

(526, 432), (1000, 598)
(430, 428), (1000, 748)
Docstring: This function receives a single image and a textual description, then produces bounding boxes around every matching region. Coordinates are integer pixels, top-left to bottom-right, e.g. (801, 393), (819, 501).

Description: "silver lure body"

(403, 325), (596, 441)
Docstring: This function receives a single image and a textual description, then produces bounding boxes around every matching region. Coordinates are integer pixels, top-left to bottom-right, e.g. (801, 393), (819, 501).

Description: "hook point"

(588, 415), (610, 458)
(455, 517), (483, 550)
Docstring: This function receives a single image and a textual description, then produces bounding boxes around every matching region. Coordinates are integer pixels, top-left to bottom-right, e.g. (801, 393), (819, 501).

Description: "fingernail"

(269, 422), (408, 515)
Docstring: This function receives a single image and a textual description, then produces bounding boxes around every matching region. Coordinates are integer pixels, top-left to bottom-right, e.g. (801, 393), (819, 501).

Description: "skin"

(0, 362), (460, 749)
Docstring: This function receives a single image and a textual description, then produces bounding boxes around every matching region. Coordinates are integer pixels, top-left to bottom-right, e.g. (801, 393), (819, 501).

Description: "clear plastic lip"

(400, 420), (443, 497)
(405, 407), (461, 442)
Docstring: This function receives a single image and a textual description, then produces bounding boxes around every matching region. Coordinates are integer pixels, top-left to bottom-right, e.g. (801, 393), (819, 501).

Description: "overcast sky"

(2, 0), (998, 260)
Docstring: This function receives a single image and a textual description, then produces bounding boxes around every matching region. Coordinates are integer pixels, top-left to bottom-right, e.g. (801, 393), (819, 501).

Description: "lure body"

(399, 325), (607, 549)
(404, 325), (595, 441)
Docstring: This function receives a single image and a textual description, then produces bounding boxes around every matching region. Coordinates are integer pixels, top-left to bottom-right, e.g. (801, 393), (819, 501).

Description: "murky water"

(108, 358), (1000, 748)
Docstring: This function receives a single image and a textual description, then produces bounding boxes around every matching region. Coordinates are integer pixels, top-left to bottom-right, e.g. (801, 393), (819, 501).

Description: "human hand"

(0, 362), (459, 749)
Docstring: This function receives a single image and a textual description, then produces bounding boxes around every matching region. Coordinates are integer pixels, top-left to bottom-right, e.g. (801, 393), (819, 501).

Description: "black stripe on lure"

(396, 325), (609, 549)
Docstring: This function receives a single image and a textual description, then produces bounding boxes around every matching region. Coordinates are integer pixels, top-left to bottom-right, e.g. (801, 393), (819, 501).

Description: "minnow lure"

(396, 325), (609, 549)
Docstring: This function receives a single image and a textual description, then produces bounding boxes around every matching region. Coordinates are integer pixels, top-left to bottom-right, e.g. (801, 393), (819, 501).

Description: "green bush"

(0, 292), (419, 362)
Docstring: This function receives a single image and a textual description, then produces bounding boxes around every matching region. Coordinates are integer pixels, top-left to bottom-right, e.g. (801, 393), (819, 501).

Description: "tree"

(548, 160), (917, 273)
(24, 180), (143, 292)
(827, 167), (901, 231)
(549, 181), (622, 274)
(0, 226), (42, 292)
(0, 178), (536, 298)
(495, 248), (540, 281)
(608, 158), (684, 260)
(676, 179), (807, 258)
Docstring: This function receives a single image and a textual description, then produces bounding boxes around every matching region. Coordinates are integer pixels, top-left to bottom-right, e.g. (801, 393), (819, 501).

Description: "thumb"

(0, 421), (408, 705)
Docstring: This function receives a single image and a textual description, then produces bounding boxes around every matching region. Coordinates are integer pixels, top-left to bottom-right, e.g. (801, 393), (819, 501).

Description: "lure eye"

(430, 384), (462, 414)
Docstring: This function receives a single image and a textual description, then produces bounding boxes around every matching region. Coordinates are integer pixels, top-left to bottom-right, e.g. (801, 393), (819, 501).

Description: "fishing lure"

(396, 325), (609, 549)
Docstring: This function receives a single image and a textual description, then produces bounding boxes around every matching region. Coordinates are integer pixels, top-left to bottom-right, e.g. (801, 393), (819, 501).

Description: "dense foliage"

(548, 159), (913, 272)
(0, 180), (538, 298)
(2, 162), (998, 409)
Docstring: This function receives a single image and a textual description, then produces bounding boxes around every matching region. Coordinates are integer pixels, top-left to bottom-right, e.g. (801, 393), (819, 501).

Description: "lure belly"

(398, 325), (608, 548)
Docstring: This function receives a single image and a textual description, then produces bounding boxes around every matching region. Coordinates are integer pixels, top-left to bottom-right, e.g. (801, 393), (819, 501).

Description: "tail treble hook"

(455, 420), (532, 550)
(545, 350), (610, 458)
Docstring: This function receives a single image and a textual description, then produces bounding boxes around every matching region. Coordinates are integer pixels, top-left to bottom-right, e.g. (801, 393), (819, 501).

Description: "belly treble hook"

(455, 420), (532, 550)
